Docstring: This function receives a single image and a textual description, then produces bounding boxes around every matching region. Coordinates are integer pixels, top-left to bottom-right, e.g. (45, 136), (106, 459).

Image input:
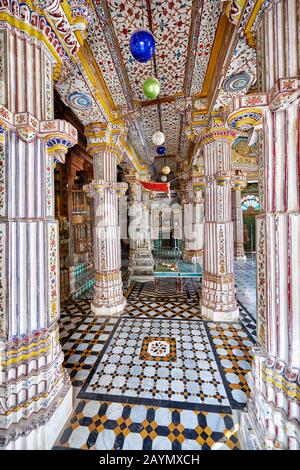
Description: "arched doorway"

(241, 193), (260, 253)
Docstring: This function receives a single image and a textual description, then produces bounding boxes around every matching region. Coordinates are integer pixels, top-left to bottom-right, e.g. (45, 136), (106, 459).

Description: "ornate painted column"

(126, 172), (154, 274)
(232, 188), (246, 260)
(141, 186), (155, 266)
(183, 157), (205, 264)
(182, 189), (203, 263)
(182, 188), (192, 261)
(0, 14), (77, 448)
(84, 123), (127, 317)
(199, 123), (239, 321)
(228, 0), (300, 450)
(125, 170), (138, 270)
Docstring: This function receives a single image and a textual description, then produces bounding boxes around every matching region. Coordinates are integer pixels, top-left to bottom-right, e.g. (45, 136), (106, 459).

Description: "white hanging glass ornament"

(161, 175), (167, 182)
(162, 166), (171, 175)
(152, 131), (165, 146)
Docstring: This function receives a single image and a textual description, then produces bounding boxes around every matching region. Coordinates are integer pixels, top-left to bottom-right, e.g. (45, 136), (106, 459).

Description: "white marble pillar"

(183, 188), (204, 264)
(84, 123), (127, 317)
(231, 0), (300, 450)
(0, 26), (77, 449)
(126, 173), (154, 274)
(200, 126), (239, 321)
(141, 188), (155, 263)
(232, 189), (246, 260)
(182, 191), (192, 260)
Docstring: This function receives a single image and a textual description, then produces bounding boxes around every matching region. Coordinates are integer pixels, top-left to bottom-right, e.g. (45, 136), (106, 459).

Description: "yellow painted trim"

(47, 144), (68, 154)
(0, 12), (62, 66)
(77, 47), (117, 122)
(262, 369), (300, 401)
(7, 339), (49, 355)
(26, 0), (42, 13)
(123, 141), (144, 172)
(197, 14), (228, 98)
(61, 0), (85, 47)
(4, 346), (51, 366)
(244, 0), (264, 37)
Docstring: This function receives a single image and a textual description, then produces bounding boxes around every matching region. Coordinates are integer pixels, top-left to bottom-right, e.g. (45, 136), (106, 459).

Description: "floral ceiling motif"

(160, 102), (182, 155)
(100, 0), (223, 168)
(106, 0), (195, 99)
(53, 0), (258, 173)
(214, 38), (257, 110)
(191, 0), (222, 94)
(87, 9), (129, 108)
(149, 0), (194, 97)
(105, 0), (154, 100)
(55, 64), (108, 125)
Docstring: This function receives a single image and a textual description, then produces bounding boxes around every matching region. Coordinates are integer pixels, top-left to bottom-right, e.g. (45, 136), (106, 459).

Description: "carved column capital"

(198, 127), (236, 147)
(85, 122), (127, 163)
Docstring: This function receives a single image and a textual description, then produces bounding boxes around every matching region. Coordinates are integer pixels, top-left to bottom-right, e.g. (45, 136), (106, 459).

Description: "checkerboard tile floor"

(56, 259), (256, 450)
(62, 316), (118, 390)
(125, 296), (201, 319)
(238, 302), (257, 342)
(55, 401), (240, 450)
(81, 318), (229, 408)
(205, 322), (254, 408)
(59, 301), (91, 343)
(132, 279), (200, 301)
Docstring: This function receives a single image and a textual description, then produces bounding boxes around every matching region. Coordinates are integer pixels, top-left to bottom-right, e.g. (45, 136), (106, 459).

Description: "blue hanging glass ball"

(130, 30), (155, 63)
(157, 146), (166, 155)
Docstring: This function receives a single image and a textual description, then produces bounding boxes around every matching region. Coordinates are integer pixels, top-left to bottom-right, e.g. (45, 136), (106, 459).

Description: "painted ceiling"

(214, 37), (257, 110)
(54, 0), (257, 176)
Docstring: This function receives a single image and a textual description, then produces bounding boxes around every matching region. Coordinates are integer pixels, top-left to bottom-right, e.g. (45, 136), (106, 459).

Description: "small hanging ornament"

(161, 175), (167, 182)
(152, 131), (165, 146)
(162, 166), (171, 175)
(130, 30), (155, 63)
(143, 77), (160, 100)
(156, 145), (166, 155)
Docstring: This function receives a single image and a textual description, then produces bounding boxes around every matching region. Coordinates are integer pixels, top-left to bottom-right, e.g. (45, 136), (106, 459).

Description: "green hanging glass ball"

(143, 77), (160, 100)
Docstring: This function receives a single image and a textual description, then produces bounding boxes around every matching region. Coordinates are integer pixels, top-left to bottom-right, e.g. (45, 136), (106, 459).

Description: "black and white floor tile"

(54, 401), (240, 450)
(62, 315), (118, 390)
(55, 258), (256, 450)
(59, 301), (91, 343)
(238, 302), (257, 342)
(80, 317), (230, 410)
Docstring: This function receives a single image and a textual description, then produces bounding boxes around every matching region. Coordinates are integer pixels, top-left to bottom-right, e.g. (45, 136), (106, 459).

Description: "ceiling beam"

(139, 93), (183, 108)
(145, 0), (164, 133)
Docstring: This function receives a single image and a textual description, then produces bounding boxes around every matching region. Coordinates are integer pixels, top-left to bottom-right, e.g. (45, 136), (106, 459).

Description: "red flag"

(139, 180), (170, 196)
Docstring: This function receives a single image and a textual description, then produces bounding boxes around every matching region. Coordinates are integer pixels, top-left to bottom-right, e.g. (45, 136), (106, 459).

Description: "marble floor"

(55, 257), (256, 450)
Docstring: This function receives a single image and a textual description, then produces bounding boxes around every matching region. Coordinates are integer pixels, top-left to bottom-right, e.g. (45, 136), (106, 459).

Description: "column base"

(1, 378), (73, 450)
(91, 296), (126, 317)
(239, 407), (264, 450)
(200, 273), (239, 322)
(239, 346), (300, 450)
(201, 304), (239, 322)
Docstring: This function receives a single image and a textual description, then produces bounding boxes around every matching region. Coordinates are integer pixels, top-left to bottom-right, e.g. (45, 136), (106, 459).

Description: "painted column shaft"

(183, 189), (204, 262)
(0, 28), (76, 449)
(257, 0), (300, 368)
(232, 189), (246, 259)
(239, 0), (300, 450)
(200, 130), (239, 321)
(84, 125), (127, 317)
